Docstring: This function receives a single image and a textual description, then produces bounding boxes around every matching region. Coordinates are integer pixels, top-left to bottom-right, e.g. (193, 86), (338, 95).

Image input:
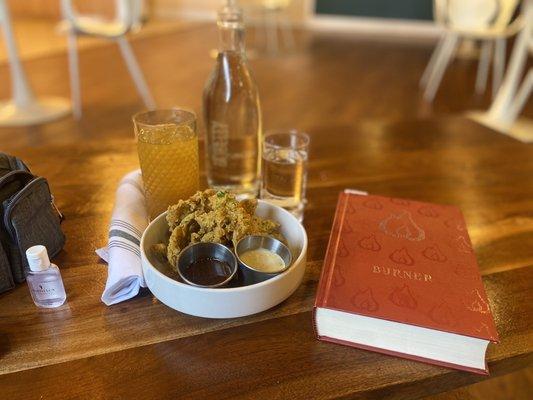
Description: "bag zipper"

(50, 194), (65, 222)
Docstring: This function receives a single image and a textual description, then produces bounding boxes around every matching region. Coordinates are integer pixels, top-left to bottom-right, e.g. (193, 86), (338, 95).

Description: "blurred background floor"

(1, 19), (531, 148)
(0, 17), (196, 63)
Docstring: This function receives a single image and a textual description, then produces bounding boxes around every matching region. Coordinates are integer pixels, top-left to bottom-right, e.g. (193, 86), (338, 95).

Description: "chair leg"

(420, 35), (446, 88)
(116, 36), (156, 110)
(67, 30), (82, 119)
(475, 40), (492, 95)
(487, 7), (531, 125)
(266, 9), (279, 54)
(262, 8), (269, 51)
(279, 12), (295, 50)
(507, 69), (533, 123)
(492, 38), (506, 98)
(423, 34), (459, 102)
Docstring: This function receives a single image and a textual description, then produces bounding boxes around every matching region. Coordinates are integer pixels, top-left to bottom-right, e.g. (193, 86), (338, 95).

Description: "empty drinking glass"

(260, 130), (309, 222)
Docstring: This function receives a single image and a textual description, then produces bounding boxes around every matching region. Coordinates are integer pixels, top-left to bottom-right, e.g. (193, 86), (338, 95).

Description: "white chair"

(61, 0), (156, 119)
(469, 0), (533, 142)
(0, 0), (70, 126)
(262, 0), (295, 54)
(241, 0), (295, 54)
(421, 0), (523, 102)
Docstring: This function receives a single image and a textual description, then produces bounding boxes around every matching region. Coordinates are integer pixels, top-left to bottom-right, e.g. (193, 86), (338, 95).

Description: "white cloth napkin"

(97, 170), (150, 306)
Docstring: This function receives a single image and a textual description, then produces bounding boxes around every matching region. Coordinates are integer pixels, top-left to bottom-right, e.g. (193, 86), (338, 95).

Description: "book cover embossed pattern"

(314, 191), (498, 373)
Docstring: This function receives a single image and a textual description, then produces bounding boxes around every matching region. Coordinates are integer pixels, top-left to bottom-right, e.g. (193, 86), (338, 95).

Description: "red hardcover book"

(314, 190), (498, 374)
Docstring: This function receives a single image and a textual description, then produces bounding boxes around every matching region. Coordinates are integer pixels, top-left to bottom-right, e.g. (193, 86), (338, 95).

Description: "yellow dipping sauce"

(240, 248), (286, 273)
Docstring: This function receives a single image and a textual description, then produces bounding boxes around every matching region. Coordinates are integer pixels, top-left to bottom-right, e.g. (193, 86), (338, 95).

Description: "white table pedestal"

(0, 0), (70, 127)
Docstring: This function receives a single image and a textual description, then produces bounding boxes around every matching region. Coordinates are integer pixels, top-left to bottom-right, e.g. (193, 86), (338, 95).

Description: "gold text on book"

(372, 265), (432, 282)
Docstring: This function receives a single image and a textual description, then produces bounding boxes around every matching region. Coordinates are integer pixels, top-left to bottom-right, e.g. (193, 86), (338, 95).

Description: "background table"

(0, 24), (531, 399)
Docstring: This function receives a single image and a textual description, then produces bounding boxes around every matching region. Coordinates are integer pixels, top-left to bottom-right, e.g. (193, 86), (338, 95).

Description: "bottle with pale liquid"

(203, 1), (262, 199)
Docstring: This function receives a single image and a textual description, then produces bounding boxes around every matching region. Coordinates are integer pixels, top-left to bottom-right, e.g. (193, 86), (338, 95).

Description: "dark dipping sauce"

(181, 257), (233, 287)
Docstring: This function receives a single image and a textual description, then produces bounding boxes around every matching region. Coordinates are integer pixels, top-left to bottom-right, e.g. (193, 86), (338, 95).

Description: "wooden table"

(0, 115), (531, 399)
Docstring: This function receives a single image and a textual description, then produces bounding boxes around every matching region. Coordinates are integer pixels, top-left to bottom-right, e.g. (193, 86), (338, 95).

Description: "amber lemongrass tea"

(133, 109), (199, 219)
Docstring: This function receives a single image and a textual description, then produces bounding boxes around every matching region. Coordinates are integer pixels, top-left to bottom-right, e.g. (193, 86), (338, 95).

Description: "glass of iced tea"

(133, 109), (199, 219)
(260, 130), (309, 222)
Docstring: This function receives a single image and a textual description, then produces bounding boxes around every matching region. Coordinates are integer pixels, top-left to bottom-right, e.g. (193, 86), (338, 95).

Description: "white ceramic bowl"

(140, 200), (308, 318)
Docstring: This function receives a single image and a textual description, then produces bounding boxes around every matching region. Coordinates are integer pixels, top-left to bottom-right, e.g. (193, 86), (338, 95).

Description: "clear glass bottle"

(26, 245), (66, 308)
(203, 1), (262, 199)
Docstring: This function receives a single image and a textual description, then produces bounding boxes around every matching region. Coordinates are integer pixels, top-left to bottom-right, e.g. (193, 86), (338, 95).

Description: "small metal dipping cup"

(177, 243), (238, 288)
(235, 235), (292, 285)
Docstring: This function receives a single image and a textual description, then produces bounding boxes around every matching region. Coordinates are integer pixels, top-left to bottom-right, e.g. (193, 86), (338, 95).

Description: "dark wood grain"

(0, 268), (531, 399)
(0, 23), (531, 399)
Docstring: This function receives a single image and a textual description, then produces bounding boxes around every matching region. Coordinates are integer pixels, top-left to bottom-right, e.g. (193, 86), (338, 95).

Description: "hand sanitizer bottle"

(26, 245), (66, 308)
